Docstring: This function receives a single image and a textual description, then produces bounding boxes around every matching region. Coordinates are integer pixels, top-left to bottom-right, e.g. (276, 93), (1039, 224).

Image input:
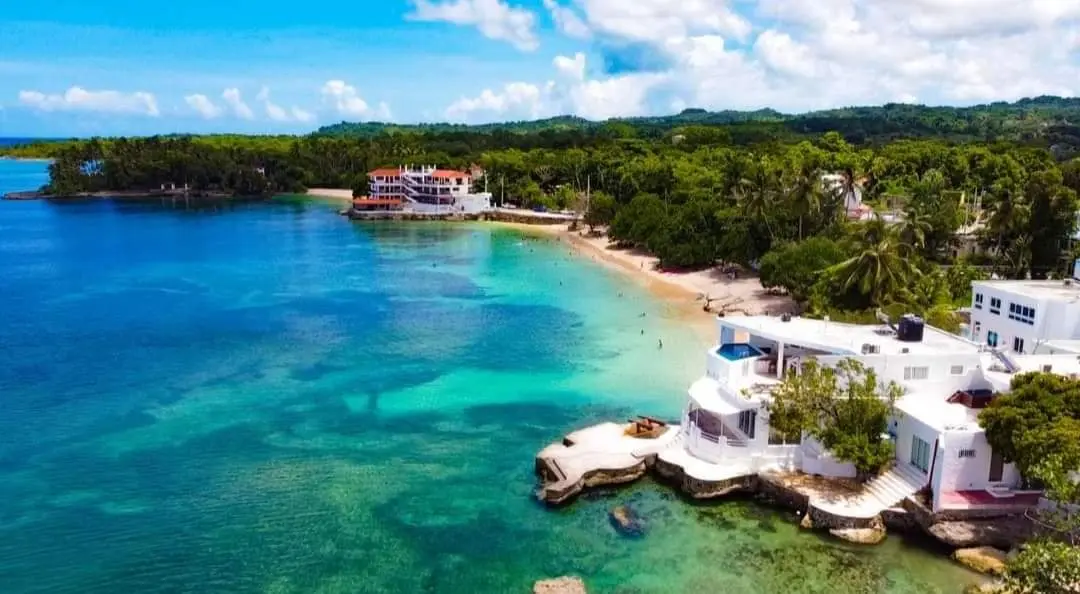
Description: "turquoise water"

(0, 159), (977, 593)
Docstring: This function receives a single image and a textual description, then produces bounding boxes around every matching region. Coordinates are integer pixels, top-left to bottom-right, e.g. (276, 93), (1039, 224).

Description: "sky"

(3, 0), (1080, 137)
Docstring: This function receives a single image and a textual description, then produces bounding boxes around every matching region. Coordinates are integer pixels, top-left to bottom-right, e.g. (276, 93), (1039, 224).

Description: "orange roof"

(431, 169), (469, 179)
(368, 168), (401, 177)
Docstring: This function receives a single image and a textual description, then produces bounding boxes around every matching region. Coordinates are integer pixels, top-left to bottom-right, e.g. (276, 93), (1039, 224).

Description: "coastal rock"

(799, 513), (814, 530)
(962, 581), (1005, 594)
(829, 527), (886, 545)
(533, 576), (587, 594)
(928, 519), (1031, 549)
(609, 505), (645, 536)
(952, 547), (1008, 576)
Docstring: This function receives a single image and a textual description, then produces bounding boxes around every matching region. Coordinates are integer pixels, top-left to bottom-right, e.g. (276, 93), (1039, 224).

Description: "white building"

(970, 262), (1080, 354)
(367, 165), (492, 214)
(671, 313), (1044, 513)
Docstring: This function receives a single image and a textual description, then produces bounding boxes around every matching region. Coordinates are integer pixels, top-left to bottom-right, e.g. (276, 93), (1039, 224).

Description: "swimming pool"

(716, 343), (763, 361)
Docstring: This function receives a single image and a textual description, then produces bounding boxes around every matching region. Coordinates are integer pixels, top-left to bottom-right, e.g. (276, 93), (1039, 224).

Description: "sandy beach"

(503, 222), (794, 339)
(305, 188), (354, 203)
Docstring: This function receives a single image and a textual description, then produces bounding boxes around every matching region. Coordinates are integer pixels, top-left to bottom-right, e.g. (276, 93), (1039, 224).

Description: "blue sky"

(2, 0), (1078, 136)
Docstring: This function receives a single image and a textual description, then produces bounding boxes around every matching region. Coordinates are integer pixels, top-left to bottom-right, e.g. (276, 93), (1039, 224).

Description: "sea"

(0, 158), (979, 593)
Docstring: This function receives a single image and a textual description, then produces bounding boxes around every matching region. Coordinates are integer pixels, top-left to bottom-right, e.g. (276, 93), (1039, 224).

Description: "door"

(989, 450), (1004, 482)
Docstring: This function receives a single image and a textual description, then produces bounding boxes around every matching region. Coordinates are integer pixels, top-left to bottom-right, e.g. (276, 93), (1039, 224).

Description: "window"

(987, 331), (999, 347)
(958, 449), (977, 459)
(972, 321), (981, 341)
(974, 293), (984, 309)
(738, 410), (756, 439)
(904, 366), (930, 380)
(989, 297), (1001, 315)
(950, 365), (965, 375)
(1008, 304), (1036, 326)
(1013, 337), (1025, 353)
(911, 436), (931, 473)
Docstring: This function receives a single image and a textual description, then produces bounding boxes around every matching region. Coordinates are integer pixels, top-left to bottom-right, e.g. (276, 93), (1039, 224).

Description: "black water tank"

(897, 314), (925, 342)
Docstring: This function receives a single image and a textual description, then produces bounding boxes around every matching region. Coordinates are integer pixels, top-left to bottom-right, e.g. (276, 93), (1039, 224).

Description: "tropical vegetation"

(766, 359), (902, 480)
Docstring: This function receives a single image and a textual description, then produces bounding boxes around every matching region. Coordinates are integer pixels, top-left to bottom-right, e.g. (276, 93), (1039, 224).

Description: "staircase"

(845, 463), (927, 515)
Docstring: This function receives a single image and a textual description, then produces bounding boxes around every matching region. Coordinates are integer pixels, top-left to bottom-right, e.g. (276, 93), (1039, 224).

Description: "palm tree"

(897, 208), (933, 252)
(738, 158), (778, 242)
(826, 222), (919, 307)
(787, 164), (825, 240)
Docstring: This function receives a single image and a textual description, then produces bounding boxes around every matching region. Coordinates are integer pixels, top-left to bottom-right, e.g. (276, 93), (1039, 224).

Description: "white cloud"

(253, 86), (315, 124)
(543, 0), (590, 39)
(445, 53), (667, 122)
(19, 86), (159, 116)
(291, 107), (315, 123)
(409, 0), (538, 51)
(222, 88), (255, 120)
(519, 0), (1080, 116)
(753, 30), (816, 78)
(553, 52), (586, 81)
(184, 94), (222, 119)
(562, 0), (752, 45)
(446, 82), (545, 120)
(320, 80), (391, 120)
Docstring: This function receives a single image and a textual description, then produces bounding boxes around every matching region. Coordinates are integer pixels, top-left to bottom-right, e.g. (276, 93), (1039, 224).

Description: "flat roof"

(973, 279), (1080, 302)
(718, 315), (982, 357)
(897, 391), (982, 432)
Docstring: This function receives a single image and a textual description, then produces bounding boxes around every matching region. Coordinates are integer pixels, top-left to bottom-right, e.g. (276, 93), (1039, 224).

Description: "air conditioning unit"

(861, 343), (880, 354)
(1043, 364), (1054, 373)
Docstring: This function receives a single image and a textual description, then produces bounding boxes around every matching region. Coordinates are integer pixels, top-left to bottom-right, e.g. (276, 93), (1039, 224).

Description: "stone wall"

(653, 458), (754, 499)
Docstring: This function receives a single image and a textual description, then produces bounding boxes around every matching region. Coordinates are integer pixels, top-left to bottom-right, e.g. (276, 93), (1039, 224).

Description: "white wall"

(970, 283), (1080, 351)
(936, 431), (1021, 492)
(815, 353), (981, 393)
(893, 409), (939, 480)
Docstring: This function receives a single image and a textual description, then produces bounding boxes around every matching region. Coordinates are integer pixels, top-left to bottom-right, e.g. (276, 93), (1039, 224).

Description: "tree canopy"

(979, 372), (1080, 480)
(766, 359), (902, 479)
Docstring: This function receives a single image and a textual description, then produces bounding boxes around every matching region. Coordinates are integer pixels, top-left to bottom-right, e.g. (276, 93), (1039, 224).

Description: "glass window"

(974, 294), (984, 309)
(904, 366), (930, 380)
(1013, 337), (1025, 353)
(988, 331), (999, 347)
(989, 297), (1001, 314)
(911, 436), (931, 473)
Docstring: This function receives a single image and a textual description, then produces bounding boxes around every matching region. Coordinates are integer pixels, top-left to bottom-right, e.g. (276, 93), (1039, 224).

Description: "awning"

(687, 377), (753, 416)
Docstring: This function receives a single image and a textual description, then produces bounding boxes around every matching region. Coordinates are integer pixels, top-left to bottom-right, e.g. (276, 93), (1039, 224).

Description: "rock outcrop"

(830, 527), (887, 545)
(928, 518), (1031, 549)
(533, 576), (587, 594)
(609, 505), (645, 536)
(952, 547), (1008, 576)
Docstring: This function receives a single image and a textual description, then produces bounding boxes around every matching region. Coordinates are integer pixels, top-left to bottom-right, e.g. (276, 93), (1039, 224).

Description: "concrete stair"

(857, 463), (927, 510)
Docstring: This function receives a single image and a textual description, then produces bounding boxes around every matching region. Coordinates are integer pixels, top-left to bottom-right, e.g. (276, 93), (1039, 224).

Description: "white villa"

(364, 165), (492, 214)
(970, 261), (1080, 354)
(668, 312), (1050, 514)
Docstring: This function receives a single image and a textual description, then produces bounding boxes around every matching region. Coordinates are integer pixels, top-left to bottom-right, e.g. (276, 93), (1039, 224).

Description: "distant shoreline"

(0, 157), (52, 163)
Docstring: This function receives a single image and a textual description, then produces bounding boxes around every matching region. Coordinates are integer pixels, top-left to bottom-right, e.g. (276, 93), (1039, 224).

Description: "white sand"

(305, 188), (354, 202)
(559, 228), (795, 317)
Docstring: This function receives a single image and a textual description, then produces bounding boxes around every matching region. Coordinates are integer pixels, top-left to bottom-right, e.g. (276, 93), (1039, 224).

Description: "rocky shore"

(536, 423), (1031, 588)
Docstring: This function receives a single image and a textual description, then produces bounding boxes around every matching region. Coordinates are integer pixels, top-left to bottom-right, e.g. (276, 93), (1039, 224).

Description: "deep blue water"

(0, 159), (979, 593)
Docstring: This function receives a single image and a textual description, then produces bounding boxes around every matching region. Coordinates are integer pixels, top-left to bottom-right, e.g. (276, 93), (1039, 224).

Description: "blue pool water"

(717, 343), (763, 361)
(0, 159), (979, 593)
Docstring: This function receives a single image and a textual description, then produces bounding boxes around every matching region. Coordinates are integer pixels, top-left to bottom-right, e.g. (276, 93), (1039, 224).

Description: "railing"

(686, 422), (751, 463)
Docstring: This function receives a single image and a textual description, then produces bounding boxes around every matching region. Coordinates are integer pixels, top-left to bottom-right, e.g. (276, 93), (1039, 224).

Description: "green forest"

(5, 96), (1080, 324)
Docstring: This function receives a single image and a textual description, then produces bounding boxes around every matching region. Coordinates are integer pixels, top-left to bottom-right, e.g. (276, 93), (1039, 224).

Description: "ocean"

(0, 159), (977, 593)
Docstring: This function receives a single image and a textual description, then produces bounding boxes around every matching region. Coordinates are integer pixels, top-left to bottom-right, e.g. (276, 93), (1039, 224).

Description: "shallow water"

(0, 159), (978, 593)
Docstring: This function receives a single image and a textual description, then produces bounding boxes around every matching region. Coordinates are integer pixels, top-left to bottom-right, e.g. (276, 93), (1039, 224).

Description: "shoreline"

(304, 188), (354, 204)
(502, 223), (794, 343)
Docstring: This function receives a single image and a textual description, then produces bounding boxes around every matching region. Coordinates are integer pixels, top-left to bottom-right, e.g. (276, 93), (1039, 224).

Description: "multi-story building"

(665, 312), (1047, 513)
(366, 165), (492, 214)
(970, 261), (1080, 354)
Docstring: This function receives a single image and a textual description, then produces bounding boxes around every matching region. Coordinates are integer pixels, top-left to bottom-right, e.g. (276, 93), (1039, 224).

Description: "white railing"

(686, 422), (753, 463)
